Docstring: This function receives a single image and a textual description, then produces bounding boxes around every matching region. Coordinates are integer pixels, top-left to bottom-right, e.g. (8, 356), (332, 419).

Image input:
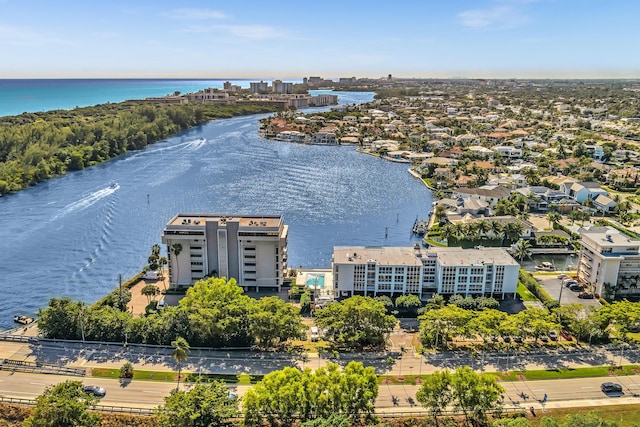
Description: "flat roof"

(433, 247), (519, 267)
(166, 213), (283, 229)
(333, 246), (519, 267)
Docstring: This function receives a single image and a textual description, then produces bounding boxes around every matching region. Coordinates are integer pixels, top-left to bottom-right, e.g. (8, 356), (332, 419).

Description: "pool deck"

(299, 269), (333, 299)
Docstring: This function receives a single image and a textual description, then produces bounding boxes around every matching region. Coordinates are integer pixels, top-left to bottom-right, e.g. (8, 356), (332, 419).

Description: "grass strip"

(517, 282), (538, 302)
(91, 367), (177, 381)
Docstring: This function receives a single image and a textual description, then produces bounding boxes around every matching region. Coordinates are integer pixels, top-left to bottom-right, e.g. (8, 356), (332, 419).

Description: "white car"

(310, 326), (319, 341)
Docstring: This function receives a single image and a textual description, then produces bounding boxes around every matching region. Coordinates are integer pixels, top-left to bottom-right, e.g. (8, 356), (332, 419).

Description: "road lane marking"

(142, 390), (161, 394)
(30, 382), (45, 385)
(581, 386), (595, 389)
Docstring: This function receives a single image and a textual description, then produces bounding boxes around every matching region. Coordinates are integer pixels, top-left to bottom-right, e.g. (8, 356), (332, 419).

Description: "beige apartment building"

(332, 246), (519, 300)
(161, 214), (288, 291)
(577, 226), (640, 299)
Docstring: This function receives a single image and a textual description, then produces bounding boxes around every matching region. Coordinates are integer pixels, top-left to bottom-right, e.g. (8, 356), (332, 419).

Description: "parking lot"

(535, 274), (601, 308)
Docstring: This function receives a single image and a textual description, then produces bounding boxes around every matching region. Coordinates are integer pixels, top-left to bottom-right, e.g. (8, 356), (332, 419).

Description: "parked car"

(157, 299), (166, 310)
(143, 271), (159, 280)
(513, 336), (523, 343)
(570, 284), (583, 292)
(562, 278), (575, 285)
(578, 292), (595, 299)
(540, 335), (549, 343)
(601, 382), (623, 393)
(83, 385), (106, 397)
(557, 273), (569, 280)
(548, 330), (558, 340)
(560, 330), (574, 341)
(490, 335), (499, 343)
(502, 335), (511, 343)
(310, 326), (320, 342)
(564, 280), (578, 288)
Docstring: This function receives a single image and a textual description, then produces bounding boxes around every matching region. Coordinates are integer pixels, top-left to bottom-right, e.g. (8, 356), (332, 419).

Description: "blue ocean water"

(0, 89), (433, 329)
(0, 78), (300, 117)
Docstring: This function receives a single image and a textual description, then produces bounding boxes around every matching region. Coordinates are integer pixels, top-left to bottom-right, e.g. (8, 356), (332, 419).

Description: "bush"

(120, 362), (134, 379)
(519, 269), (554, 304)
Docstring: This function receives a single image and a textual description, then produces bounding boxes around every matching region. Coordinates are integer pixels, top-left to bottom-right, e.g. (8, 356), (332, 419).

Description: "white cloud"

(0, 24), (70, 46)
(458, 5), (530, 29)
(169, 8), (227, 20)
(180, 24), (289, 41)
(215, 24), (289, 40)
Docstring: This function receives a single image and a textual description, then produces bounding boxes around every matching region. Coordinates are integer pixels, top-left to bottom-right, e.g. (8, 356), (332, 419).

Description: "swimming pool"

(306, 274), (325, 288)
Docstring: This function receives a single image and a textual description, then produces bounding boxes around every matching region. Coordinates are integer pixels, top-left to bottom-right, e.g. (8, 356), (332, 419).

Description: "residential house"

(560, 181), (608, 203)
(452, 185), (511, 208)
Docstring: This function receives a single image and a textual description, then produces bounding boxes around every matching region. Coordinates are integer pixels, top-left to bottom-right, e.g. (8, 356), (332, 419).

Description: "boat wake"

(123, 137), (207, 162)
(53, 184), (119, 219)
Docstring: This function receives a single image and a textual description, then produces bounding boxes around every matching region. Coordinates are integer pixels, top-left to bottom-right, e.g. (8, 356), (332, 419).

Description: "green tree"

(419, 305), (472, 349)
(156, 381), (239, 427)
(395, 294), (422, 316)
(468, 309), (508, 343)
(416, 369), (453, 426)
(513, 239), (532, 263)
(119, 362), (134, 378)
(24, 380), (99, 427)
(493, 418), (531, 427)
(141, 283), (160, 304)
(313, 296), (397, 350)
(450, 366), (504, 426)
(179, 277), (255, 347)
(170, 242), (183, 288)
(249, 296), (306, 349)
(502, 221), (525, 245)
(37, 297), (85, 340)
(546, 211), (562, 229)
(539, 411), (618, 427)
(171, 336), (190, 390)
(300, 414), (350, 427)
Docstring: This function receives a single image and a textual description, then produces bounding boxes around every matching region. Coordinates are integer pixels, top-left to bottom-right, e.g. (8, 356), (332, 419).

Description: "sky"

(0, 0), (638, 79)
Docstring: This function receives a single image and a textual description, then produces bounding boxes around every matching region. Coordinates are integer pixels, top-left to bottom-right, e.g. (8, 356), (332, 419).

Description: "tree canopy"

(313, 296), (397, 349)
(24, 380), (99, 427)
(156, 380), (239, 427)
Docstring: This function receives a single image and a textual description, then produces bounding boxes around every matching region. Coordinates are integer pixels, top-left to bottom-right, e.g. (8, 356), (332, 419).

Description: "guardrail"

(0, 396), (154, 415)
(1, 359), (86, 376)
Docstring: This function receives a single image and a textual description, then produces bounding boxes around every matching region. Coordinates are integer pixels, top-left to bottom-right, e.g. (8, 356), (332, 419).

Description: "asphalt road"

(3, 370), (640, 412)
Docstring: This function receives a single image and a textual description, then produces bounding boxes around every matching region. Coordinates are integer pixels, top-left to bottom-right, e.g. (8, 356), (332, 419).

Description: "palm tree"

(170, 242), (183, 290)
(513, 240), (532, 263)
(141, 284), (160, 305)
(546, 211), (561, 229)
(441, 224), (456, 245)
(434, 204), (448, 224)
(503, 221), (524, 246)
(171, 336), (190, 390)
(489, 220), (503, 241)
(476, 220), (491, 239)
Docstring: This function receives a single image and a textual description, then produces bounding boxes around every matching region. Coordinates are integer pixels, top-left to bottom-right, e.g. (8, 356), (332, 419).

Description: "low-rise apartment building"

(161, 214), (288, 291)
(577, 226), (640, 300)
(332, 246), (519, 300)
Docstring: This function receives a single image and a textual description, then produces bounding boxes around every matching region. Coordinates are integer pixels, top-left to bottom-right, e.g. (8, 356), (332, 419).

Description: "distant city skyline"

(1, 0), (638, 79)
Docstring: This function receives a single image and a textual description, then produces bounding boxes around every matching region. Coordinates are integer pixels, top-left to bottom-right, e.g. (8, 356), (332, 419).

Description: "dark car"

(513, 336), (523, 343)
(83, 385), (106, 397)
(564, 281), (578, 288)
(502, 335), (511, 343)
(540, 335), (549, 342)
(601, 382), (623, 393)
(569, 285), (583, 292)
(578, 292), (595, 299)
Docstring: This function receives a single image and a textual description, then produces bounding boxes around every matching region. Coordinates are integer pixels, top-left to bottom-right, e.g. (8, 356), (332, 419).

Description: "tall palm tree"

(503, 221), (524, 246)
(489, 220), (503, 241)
(171, 336), (190, 390)
(476, 220), (491, 240)
(170, 242), (183, 290)
(513, 240), (532, 263)
(546, 211), (561, 229)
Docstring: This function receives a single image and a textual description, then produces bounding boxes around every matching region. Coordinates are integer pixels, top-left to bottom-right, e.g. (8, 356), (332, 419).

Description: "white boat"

(13, 315), (34, 325)
(535, 262), (555, 271)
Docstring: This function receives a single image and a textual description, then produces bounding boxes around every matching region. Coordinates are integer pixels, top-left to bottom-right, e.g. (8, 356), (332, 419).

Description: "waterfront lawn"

(517, 282), (538, 302)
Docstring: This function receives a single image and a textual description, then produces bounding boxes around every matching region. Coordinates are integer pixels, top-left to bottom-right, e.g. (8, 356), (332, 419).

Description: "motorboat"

(13, 315), (34, 325)
(110, 182), (118, 189)
(535, 261), (555, 271)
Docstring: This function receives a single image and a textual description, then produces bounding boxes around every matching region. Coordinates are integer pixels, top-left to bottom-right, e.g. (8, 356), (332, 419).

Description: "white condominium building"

(161, 214), (288, 291)
(332, 246), (519, 300)
(577, 226), (640, 299)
